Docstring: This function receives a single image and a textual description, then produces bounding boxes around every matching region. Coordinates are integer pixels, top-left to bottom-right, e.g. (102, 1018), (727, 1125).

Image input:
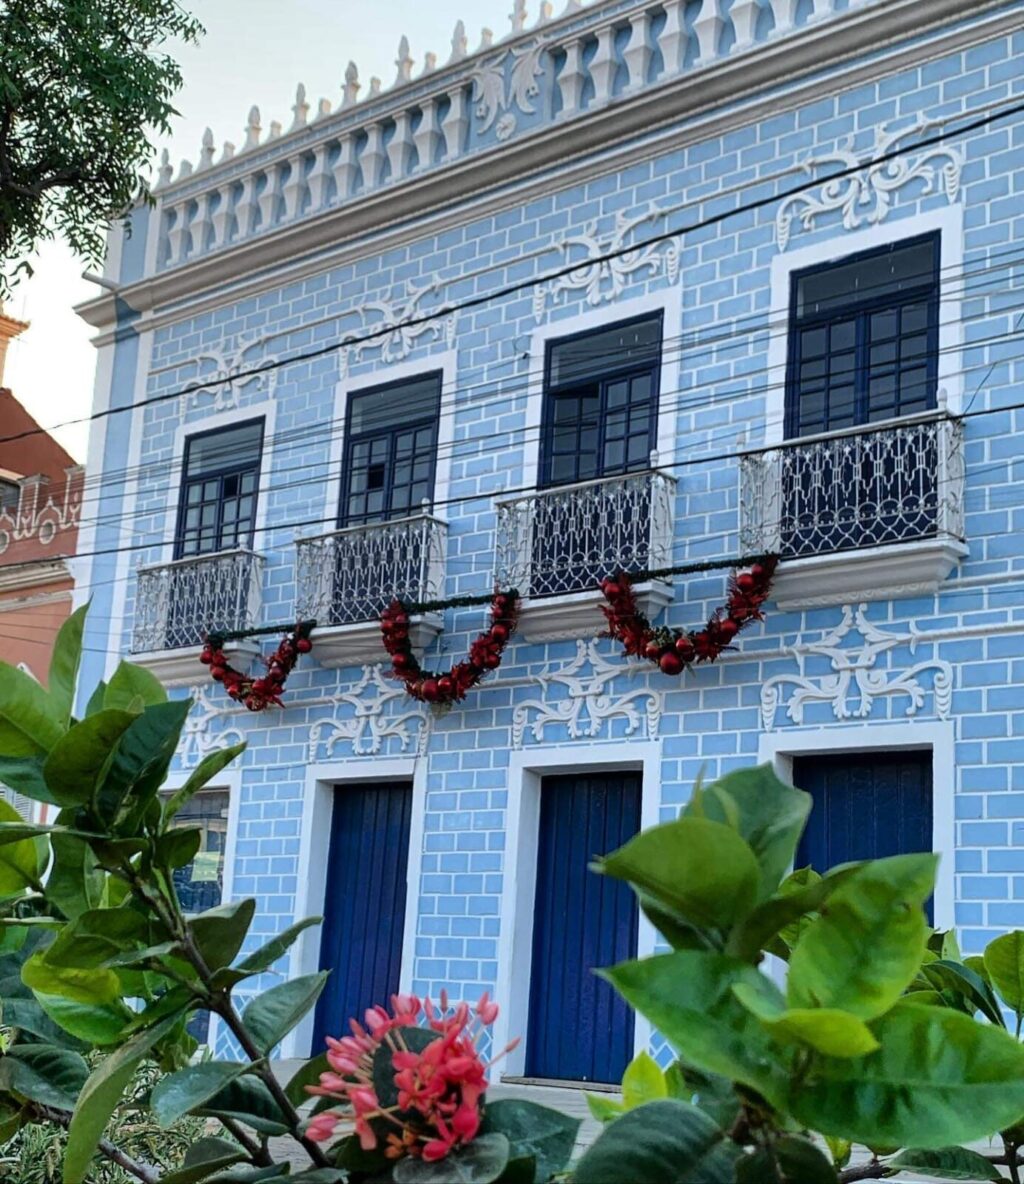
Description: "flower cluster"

(201, 622), (313, 711)
(600, 557), (778, 676)
(306, 991), (516, 1164)
(380, 590), (519, 704)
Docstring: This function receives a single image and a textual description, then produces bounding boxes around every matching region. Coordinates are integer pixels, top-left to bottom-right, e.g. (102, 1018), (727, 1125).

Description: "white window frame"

(492, 741), (662, 1081)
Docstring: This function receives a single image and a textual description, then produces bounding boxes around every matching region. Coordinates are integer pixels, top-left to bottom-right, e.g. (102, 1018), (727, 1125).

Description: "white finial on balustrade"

(510, 0), (528, 34)
(479, 27), (494, 50)
(244, 106), (261, 150)
(156, 148), (173, 188)
(197, 127), (215, 170)
(449, 20), (468, 62)
(268, 119), (282, 140)
(422, 51), (437, 74)
(177, 158), (193, 180)
(291, 83), (310, 130)
(342, 62), (361, 107)
(369, 76), (382, 97)
(649, 449), (660, 469)
(536, 1), (553, 25)
(316, 97), (332, 120)
(395, 36), (414, 85)
(221, 141), (235, 162)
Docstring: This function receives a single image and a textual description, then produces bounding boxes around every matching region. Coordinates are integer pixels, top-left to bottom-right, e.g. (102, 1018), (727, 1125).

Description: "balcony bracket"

(515, 580), (672, 644)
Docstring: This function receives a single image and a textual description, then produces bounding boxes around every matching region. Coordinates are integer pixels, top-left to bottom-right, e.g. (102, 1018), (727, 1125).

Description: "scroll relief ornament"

(760, 605), (953, 731)
(184, 335), (279, 412)
(177, 684), (246, 770)
(0, 468), (83, 555)
(340, 280), (457, 376)
(513, 639), (662, 747)
(308, 664), (433, 759)
(533, 207), (680, 321)
(776, 119), (963, 251)
(470, 37), (546, 142)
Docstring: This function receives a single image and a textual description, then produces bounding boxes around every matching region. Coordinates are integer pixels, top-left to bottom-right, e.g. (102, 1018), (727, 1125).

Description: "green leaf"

(34, 992), (131, 1045)
(152, 1061), (249, 1127)
(480, 1099), (580, 1183)
(242, 971), (329, 1054)
(0, 755), (54, 804)
(48, 605), (88, 724)
(199, 1074), (291, 1136)
(573, 1099), (738, 1184)
(64, 1013), (181, 1184)
(103, 660), (167, 711)
(686, 764), (812, 899)
(735, 1136), (837, 1183)
(787, 853), (937, 1020)
(236, 915), (322, 975)
(96, 699), (191, 821)
(596, 816), (761, 931)
(41, 906), (149, 969)
(587, 1094), (626, 1123)
(985, 930), (1024, 1016)
(0, 1043), (89, 1110)
(922, 959), (1006, 1027)
(604, 952), (789, 1108)
(0, 660), (64, 757)
(0, 797), (42, 893)
(393, 1134), (511, 1184)
(1, 995), (88, 1049)
(792, 1003), (1024, 1149)
(732, 983), (879, 1058)
(158, 1137), (247, 1184)
(888, 1147), (1002, 1181)
(46, 832), (104, 921)
(283, 1052), (328, 1108)
(164, 743), (246, 826)
(621, 1051), (668, 1110)
(22, 950), (121, 1005)
(157, 827), (203, 870)
(190, 899), (256, 971)
(84, 681), (108, 717)
(42, 709), (137, 808)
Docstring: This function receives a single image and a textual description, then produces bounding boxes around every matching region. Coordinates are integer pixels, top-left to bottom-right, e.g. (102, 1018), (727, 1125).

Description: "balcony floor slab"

(128, 641), (262, 688)
(309, 614), (444, 669)
(515, 581), (673, 643)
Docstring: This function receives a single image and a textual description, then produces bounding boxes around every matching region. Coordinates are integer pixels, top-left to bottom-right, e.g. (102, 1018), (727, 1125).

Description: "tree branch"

(838, 1162), (893, 1182)
(32, 1104), (163, 1184)
(218, 1116), (273, 1167)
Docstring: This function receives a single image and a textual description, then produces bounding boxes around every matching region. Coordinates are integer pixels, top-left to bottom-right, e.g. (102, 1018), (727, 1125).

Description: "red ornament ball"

(659, 651), (683, 676)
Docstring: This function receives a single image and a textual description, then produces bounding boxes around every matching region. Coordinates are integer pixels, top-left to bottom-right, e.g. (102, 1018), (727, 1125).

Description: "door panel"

(312, 783), (413, 1051)
(526, 772), (641, 1083)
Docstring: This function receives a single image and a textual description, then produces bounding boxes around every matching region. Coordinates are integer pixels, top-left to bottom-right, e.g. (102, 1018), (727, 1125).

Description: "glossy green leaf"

(888, 1147), (1002, 1180)
(686, 764), (812, 899)
(732, 983), (879, 1058)
(1, 995), (87, 1048)
(621, 1051), (668, 1110)
(84, 681), (108, 717)
(152, 1061), (249, 1127)
(792, 1003), (1024, 1148)
(283, 1051), (328, 1107)
(964, 954), (993, 987)
(164, 742), (246, 826)
(242, 971), (329, 1054)
(42, 709), (137, 807)
(48, 605), (87, 724)
(587, 1094), (626, 1123)
(158, 1137), (247, 1184)
(64, 1013), (181, 1184)
(96, 699), (191, 821)
(922, 959), (1005, 1027)
(604, 952), (789, 1107)
(0, 660), (64, 757)
(480, 1098), (580, 1183)
(157, 826), (202, 870)
(45, 831), (105, 921)
(22, 950), (121, 1005)
(103, 660), (167, 711)
(190, 899), (256, 971)
(393, 1133), (510, 1184)
(42, 906), (149, 969)
(236, 915), (322, 975)
(597, 816), (761, 931)
(34, 992), (131, 1045)
(573, 1099), (737, 1184)
(0, 1043), (89, 1110)
(0, 797), (41, 893)
(787, 853), (937, 1020)
(985, 930), (1024, 1016)
(199, 1073), (291, 1135)
(735, 1136), (837, 1183)
(0, 755), (54, 804)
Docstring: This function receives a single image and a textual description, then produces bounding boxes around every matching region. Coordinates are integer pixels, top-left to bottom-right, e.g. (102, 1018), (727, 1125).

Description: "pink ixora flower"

(306, 990), (518, 1163)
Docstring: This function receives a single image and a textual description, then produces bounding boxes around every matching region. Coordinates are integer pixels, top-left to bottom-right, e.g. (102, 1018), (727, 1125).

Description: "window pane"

(549, 316), (662, 387)
(185, 421), (263, 478)
(168, 790), (229, 915)
(348, 374), (440, 434)
(795, 238), (937, 318)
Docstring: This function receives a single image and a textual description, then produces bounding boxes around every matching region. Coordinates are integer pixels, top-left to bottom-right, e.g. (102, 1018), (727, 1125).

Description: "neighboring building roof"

(0, 387), (77, 482)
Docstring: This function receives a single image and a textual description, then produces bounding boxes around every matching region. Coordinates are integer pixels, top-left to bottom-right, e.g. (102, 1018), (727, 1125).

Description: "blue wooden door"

(794, 752), (932, 915)
(312, 783), (412, 1051)
(526, 772), (640, 1083)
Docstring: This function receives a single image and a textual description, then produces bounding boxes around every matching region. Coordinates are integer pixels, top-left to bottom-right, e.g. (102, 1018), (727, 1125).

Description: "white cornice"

(0, 567), (71, 598)
(76, 1), (1020, 339)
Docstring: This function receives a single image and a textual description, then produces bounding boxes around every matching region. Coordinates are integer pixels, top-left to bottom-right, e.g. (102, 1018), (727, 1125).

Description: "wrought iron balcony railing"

(132, 548), (265, 652)
(739, 414), (965, 560)
(294, 513), (447, 626)
(495, 469), (676, 598)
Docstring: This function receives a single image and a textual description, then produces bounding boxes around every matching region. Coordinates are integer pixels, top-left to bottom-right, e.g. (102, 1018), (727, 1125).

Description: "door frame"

(758, 722), (955, 929)
(286, 756), (427, 1059)
(493, 741), (662, 1080)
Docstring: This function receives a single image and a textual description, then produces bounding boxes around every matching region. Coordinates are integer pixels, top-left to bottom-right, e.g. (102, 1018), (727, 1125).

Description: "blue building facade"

(76, 0), (1024, 1077)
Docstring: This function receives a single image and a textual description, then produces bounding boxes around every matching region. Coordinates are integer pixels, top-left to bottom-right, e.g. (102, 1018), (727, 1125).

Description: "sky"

(3, 0), (516, 462)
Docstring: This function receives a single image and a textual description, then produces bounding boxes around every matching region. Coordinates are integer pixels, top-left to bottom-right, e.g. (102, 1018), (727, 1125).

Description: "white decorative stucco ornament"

(177, 684), (246, 770)
(308, 665), (433, 758)
(760, 605), (954, 730)
(469, 36), (546, 141)
(776, 119), (964, 251)
(183, 335), (280, 413)
(340, 280), (457, 375)
(513, 639), (662, 746)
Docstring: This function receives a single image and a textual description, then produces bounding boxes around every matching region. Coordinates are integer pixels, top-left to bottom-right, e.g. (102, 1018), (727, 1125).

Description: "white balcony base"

(310, 614), (444, 669)
(129, 641), (262, 688)
(771, 539), (968, 611)
(515, 581), (673, 643)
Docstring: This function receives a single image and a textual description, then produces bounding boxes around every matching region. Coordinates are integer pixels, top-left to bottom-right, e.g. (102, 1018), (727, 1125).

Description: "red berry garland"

(381, 590), (520, 704)
(599, 557), (778, 676)
(201, 622), (314, 711)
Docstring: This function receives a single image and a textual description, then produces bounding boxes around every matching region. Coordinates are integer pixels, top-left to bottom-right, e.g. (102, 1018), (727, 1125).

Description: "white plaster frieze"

(184, 335), (279, 412)
(0, 468), (83, 556)
(761, 604), (954, 731)
(177, 684), (246, 769)
(470, 37), (547, 142)
(534, 206), (680, 320)
(776, 119), (963, 251)
(340, 279), (457, 375)
(513, 639), (662, 747)
(308, 664), (432, 758)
